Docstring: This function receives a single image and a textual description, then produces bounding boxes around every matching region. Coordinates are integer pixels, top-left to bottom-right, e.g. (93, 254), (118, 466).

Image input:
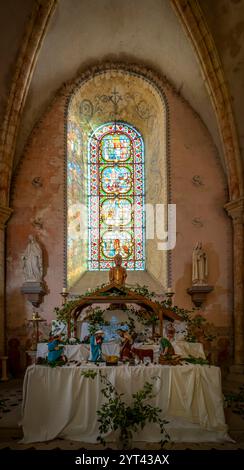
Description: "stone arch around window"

(66, 65), (169, 290)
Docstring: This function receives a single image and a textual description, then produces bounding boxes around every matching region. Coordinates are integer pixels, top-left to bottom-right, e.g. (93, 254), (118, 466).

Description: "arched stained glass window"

(88, 122), (145, 270)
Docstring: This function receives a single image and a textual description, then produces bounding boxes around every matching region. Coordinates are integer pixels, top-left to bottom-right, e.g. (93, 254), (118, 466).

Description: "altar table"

(36, 340), (205, 363)
(21, 363), (230, 444)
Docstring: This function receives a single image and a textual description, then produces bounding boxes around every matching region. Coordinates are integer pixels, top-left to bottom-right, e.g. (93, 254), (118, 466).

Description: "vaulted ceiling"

(0, 0), (243, 177)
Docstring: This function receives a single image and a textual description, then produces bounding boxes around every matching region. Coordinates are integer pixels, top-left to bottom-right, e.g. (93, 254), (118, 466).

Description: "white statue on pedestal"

(192, 242), (208, 285)
(22, 235), (43, 282)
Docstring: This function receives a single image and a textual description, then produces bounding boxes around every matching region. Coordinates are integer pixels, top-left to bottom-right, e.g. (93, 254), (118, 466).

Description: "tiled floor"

(0, 378), (243, 450)
(0, 382), (22, 430)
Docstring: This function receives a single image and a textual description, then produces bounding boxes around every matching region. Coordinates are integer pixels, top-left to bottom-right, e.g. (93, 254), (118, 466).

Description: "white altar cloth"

(36, 342), (120, 361)
(36, 340), (205, 363)
(172, 341), (205, 358)
(21, 363), (230, 444)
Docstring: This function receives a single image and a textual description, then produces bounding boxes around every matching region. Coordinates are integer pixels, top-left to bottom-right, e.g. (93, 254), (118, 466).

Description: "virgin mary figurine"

(89, 330), (104, 362)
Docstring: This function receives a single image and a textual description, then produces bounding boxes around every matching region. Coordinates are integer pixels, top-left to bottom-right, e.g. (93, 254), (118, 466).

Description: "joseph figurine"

(109, 254), (127, 286)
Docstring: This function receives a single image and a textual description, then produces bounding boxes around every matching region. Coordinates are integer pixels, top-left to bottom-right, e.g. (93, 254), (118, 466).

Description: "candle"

(166, 288), (172, 293)
(62, 287), (67, 294)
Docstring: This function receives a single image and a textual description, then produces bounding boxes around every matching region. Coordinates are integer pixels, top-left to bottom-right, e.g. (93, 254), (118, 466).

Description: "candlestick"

(165, 289), (175, 306)
(28, 313), (45, 350)
(60, 289), (69, 305)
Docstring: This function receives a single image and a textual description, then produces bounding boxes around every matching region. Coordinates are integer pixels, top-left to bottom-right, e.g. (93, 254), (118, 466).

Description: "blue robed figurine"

(48, 334), (64, 362)
(89, 330), (104, 362)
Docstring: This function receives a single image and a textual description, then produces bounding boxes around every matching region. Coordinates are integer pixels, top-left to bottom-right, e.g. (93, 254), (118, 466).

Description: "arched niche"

(66, 68), (169, 292)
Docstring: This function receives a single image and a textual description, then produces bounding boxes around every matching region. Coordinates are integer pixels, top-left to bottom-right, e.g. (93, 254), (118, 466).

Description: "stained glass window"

(88, 122), (145, 270)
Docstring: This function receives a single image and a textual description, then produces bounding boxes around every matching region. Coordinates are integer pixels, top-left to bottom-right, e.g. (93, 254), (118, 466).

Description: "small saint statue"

(47, 334), (64, 363)
(160, 323), (175, 357)
(89, 330), (104, 362)
(109, 254), (127, 286)
(117, 326), (133, 362)
(22, 235), (43, 282)
(192, 242), (208, 286)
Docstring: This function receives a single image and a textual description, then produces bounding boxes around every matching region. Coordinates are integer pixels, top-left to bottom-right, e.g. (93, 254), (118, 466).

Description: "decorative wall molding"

(192, 175), (204, 187)
(192, 217), (204, 228)
(225, 197), (244, 224)
(32, 177), (43, 188)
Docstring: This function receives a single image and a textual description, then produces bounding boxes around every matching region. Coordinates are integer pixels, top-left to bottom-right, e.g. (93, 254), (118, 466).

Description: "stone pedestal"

(21, 281), (46, 307)
(187, 285), (213, 308)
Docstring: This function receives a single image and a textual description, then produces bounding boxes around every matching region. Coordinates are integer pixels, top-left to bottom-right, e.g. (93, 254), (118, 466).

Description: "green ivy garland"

(53, 284), (215, 344)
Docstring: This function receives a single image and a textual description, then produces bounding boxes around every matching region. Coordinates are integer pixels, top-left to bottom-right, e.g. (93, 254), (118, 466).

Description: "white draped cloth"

(21, 363), (230, 444)
(36, 342), (120, 361)
(37, 341), (204, 363)
(172, 341), (205, 358)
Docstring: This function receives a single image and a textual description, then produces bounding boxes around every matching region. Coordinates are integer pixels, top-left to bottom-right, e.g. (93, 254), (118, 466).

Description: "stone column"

(0, 206), (13, 356)
(225, 198), (244, 366)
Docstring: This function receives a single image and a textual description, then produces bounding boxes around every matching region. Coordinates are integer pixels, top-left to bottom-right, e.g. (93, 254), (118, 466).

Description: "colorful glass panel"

(88, 122), (145, 270)
(101, 166), (132, 194)
(101, 134), (131, 162)
(101, 198), (132, 227)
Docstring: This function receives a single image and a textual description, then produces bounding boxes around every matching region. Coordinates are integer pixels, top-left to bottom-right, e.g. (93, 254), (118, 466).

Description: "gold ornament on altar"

(109, 254), (127, 286)
(28, 311), (45, 350)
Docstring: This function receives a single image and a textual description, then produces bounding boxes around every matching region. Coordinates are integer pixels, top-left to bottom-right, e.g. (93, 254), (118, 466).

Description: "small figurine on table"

(117, 326), (133, 362)
(159, 323), (182, 365)
(89, 330), (104, 362)
(47, 334), (65, 363)
(160, 337), (175, 357)
(160, 323), (176, 356)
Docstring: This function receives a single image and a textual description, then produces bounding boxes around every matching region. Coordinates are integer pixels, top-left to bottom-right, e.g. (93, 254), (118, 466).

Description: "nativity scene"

(0, 0), (244, 456)
(20, 256), (229, 445)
